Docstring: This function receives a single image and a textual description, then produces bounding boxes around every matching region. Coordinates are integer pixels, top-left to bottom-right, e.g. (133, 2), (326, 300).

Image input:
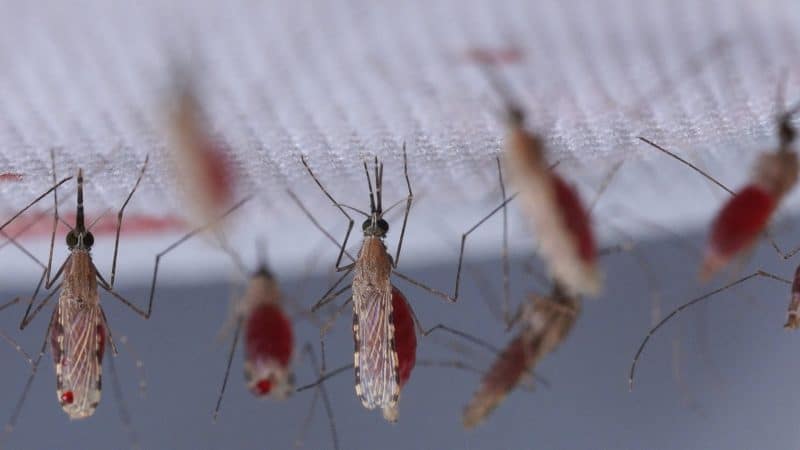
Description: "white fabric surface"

(0, 0), (799, 283)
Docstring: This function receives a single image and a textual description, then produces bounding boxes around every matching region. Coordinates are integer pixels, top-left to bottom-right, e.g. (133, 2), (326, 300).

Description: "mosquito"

(638, 78), (800, 280)
(166, 72), (235, 227)
(628, 82), (800, 387)
(477, 67), (600, 298)
(425, 157), (625, 428)
(211, 246), (339, 449)
(4, 151), (149, 432)
(299, 146), (455, 422)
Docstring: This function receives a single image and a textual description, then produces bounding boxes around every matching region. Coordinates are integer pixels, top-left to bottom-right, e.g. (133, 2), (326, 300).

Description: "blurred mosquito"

(210, 241), (339, 449)
(630, 83), (800, 388)
(300, 146), (455, 422)
(3, 151), (149, 439)
(165, 69), (236, 227)
(477, 67), (601, 298)
(639, 78), (800, 281)
(426, 157), (626, 428)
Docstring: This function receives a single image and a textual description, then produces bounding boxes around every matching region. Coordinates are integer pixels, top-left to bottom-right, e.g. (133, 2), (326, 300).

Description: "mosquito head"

(254, 264), (274, 280)
(778, 102), (799, 150)
(66, 229), (94, 250)
(505, 104), (525, 128)
(362, 216), (389, 237)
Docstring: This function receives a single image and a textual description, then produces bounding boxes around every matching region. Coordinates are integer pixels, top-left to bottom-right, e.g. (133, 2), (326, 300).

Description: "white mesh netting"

(0, 0), (799, 283)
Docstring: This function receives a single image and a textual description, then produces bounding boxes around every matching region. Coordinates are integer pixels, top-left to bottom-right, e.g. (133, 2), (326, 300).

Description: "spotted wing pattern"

(352, 283), (398, 411)
(52, 297), (105, 420)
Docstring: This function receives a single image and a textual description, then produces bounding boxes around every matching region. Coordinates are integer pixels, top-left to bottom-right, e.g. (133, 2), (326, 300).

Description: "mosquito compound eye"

(65, 231), (78, 248)
(377, 219), (389, 234)
(83, 232), (94, 247)
(362, 219), (371, 231)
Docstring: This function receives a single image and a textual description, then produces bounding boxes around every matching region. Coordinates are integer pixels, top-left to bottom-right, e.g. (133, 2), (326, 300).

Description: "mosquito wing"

(352, 283), (398, 412)
(51, 299), (105, 420)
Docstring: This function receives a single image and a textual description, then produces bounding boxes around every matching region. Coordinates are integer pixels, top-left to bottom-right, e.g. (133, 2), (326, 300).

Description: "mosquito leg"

(212, 317), (243, 422)
(0, 331), (33, 366)
(4, 309), (56, 435)
(0, 297), (19, 313)
(629, 269), (791, 390)
(312, 267), (353, 312)
(392, 144), (414, 269)
(496, 157), (512, 325)
(392, 270), (455, 303)
(452, 192), (520, 301)
(296, 343), (340, 450)
(45, 150), (62, 285)
(287, 189), (356, 263)
(320, 297), (352, 338)
(100, 307), (120, 356)
(300, 155), (355, 271)
(116, 335), (147, 399)
(420, 323), (550, 387)
(295, 364), (353, 393)
(106, 338), (141, 450)
(109, 155), (149, 288)
(142, 196), (251, 320)
(19, 267), (63, 330)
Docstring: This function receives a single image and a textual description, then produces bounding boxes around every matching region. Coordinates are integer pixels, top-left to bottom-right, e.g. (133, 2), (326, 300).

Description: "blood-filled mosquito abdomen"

(702, 185), (777, 278)
(551, 174), (596, 265)
(245, 304), (293, 367)
(391, 287), (416, 387)
(243, 303), (294, 398)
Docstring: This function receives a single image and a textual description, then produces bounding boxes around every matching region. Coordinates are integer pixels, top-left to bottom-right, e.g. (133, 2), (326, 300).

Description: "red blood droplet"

(61, 391), (74, 404)
(255, 379), (272, 396)
(245, 304), (293, 367)
(0, 173), (23, 182)
(391, 287), (417, 387)
(704, 185), (776, 275)
(551, 174), (596, 263)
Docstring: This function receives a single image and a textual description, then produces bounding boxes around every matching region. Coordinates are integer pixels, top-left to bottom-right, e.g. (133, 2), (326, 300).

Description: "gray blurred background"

(1, 222), (800, 449)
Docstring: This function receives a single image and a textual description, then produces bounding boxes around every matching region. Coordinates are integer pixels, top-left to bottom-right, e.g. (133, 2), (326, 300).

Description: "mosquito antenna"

(75, 169), (86, 231)
(363, 159), (376, 214)
(376, 157), (383, 213)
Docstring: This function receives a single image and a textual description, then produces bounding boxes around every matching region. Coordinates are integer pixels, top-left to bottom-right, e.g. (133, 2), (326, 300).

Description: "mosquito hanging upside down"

(631, 78), (800, 389)
(3, 151), (149, 436)
(300, 146), (455, 422)
(476, 67), (601, 298)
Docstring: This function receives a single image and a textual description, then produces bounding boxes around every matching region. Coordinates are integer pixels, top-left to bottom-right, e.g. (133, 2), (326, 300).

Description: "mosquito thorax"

(244, 272), (280, 308)
(779, 118), (796, 149)
(362, 216), (389, 237)
(753, 150), (799, 198)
